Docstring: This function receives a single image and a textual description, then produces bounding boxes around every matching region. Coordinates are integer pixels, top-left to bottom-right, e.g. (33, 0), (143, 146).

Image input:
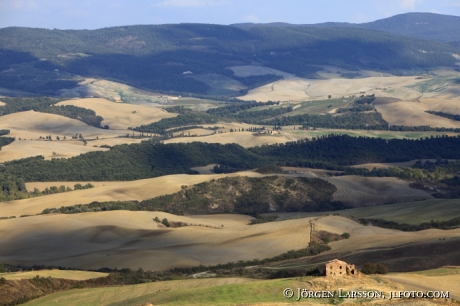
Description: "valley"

(0, 11), (460, 306)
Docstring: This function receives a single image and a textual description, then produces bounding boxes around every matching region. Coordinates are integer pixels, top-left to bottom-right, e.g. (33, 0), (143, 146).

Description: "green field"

(406, 75), (456, 93)
(409, 266), (460, 276)
(288, 98), (355, 115)
(24, 278), (331, 306)
(161, 98), (225, 112)
(287, 128), (454, 140)
(189, 74), (246, 96)
(268, 199), (460, 225)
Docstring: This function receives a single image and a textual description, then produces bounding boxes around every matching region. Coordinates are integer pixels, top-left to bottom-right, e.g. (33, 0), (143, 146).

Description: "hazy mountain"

(235, 13), (460, 43)
(1, 13), (459, 95)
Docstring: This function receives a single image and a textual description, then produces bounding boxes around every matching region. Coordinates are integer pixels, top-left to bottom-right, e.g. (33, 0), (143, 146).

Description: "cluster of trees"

(336, 94), (376, 113)
(134, 113), (219, 134)
(206, 101), (279, 116)
(0, 136), (14, 149)
(164, 105), (195, 114)
(0, 180), (97, 206)
(229, 107), (293, 122)
(2, 142), (262, 181)
(135, 103), (293, 135)
(250, 134), (460, 166)
(360, 262), (388, 274)
(359, 216), (460, 231)
(31, 183), (93, 196)
(1, 97), (104, 128)
(42, 176), (341, 216)
(337, 104), (374, 113)
(3, 135), (460, 183)
(0, 73), (79, 95)
(0, 173), (28, 202)
(344, 161), (460, 181)
(265, 112), (387, 129)
(136, 99), (460, 134)
(426, 110), (460, 121)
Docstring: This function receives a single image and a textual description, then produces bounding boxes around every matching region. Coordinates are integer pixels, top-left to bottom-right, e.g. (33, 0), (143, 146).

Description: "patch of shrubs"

(360, 262), (388, 275)
(359, 217), (460, 231)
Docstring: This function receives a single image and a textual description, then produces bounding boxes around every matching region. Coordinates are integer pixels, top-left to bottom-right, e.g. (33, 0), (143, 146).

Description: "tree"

(361, 262), (388, 274)
(341, 232), (350, 239)
(361, 262), (376, 274)
(375, 263), (388, 274)
(0, 263), (4, 273)
(161, 218), (170, 227)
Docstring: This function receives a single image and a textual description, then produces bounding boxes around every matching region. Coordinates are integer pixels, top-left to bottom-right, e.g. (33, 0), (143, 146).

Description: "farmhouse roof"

(326, 259), (348, 265)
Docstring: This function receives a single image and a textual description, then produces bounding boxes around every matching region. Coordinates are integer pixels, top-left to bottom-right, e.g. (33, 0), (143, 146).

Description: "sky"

(1, 0), (460, 30)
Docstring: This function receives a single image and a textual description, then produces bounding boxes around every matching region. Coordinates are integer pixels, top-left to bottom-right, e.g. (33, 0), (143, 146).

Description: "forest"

(2, 135), (460, 182)
(1, 20), (459, 95)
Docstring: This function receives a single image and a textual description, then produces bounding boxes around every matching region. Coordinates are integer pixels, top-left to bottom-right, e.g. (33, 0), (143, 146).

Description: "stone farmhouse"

(318, 259), (360, 277)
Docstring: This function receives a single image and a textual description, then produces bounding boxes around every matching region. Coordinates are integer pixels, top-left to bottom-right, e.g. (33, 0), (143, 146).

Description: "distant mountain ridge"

(233, 12), (460, 43)
(0, 12), (459, 96)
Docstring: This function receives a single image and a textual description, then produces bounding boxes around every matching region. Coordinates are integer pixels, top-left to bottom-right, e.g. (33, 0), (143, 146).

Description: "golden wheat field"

(1, 213), (458, 273)
(324, 176), (432, 206)
(0, 270), (108, 281)
(383, 271), (460, 301)
(56, 98), (176, 129)
(1, 172), (266, 217)
(0, 139), (110, 162)
(314, 215), (460, 252)
(59, 78), (177, 104)
(239, 75), (426, 102)
(0, 110), (129, 139)
(0, 211), (312, 270)
(374, 97), (460, 128)
(6, 172), (433, 218)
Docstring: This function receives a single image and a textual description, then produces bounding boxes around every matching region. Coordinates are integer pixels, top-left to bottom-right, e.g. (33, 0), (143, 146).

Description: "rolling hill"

(236, 12), (460, 43)
(1, 14), (460, 95)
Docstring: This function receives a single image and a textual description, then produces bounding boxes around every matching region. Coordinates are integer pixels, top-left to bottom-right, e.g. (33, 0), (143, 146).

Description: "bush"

(161, 218), (170, 227)
(341, 232), (350, 239)
(255, 164), (284, 174)
(375, 263), (388, 274)
(0, 277), (6, 285)
(360, 262), (388, 274)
